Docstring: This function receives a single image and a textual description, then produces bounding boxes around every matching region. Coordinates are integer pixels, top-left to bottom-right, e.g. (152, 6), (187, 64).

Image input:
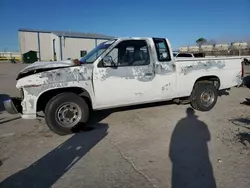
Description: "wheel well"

(195, 76), (220, 90)
(36, 87), (92, 112)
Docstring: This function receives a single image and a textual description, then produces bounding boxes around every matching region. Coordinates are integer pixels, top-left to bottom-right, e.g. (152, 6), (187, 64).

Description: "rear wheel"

(44, 92), (89, 135)
(190, 82), (218, 111)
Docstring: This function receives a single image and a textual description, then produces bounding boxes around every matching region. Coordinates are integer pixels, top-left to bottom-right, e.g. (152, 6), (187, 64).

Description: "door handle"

(145, 72), (153, 76)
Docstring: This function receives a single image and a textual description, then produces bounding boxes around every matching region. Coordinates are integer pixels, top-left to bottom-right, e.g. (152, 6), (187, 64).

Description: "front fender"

(17, 66), (94, 117)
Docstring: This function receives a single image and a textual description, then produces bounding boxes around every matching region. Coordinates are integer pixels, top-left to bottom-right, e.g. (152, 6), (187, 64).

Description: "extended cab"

(4, 37), (244, 135)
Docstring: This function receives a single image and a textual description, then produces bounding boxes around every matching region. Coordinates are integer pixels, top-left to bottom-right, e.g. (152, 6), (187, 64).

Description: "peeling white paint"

(180, 60), (226, 75)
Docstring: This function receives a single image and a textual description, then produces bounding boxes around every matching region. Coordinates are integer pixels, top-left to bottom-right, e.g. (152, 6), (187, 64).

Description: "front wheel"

(190, 82), (218, 111)
(44, 92), (89, 135)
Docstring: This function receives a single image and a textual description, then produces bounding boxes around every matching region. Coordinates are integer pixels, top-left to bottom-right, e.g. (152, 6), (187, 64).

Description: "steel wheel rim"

(56, 102), (82, 127)
(200, 89), (215, 107)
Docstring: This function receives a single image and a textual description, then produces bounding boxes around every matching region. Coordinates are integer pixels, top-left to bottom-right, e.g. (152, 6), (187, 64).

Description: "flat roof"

(18, 28), (114, 40)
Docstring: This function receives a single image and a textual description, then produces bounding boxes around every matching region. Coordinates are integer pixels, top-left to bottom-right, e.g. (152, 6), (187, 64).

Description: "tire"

(44, 92), (89, 135)
(190, 82), (218, 111)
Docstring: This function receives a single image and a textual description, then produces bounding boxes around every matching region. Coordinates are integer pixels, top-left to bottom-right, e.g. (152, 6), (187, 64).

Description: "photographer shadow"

(169, 108), (216, 188)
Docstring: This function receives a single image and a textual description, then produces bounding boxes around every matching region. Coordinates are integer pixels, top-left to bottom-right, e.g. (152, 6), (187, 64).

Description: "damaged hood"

(20, 60), (75, 73)
(17, 60), (76, 80)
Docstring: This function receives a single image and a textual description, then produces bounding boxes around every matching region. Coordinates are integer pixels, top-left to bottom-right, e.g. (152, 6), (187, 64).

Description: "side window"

(108, 47), (119, 64)
(153, 38), (171, 62)
(104, 40), (150, 67)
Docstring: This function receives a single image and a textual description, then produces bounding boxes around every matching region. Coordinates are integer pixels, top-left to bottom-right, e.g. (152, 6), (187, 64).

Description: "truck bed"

(174, 57), (243, 98)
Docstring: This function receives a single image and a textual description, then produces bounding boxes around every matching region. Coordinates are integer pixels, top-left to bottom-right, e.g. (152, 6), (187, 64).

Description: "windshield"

(79, 40), (116, 64)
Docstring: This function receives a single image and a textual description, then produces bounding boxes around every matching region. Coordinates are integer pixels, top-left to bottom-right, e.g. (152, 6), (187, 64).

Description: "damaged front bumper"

(3, 97), (23, 114)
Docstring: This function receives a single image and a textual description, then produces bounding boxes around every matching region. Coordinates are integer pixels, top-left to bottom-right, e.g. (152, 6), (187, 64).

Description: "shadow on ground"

(0, 117), (21, 125)
(230, 117), (250, 130)
(218, 89), (230, 96)
(86, 90), (230, 126)
(0, 123), (108, 188)
(236, 132), (250, 147)
(82, 100), (175, 127)
(240, 98), (250, 107)
(169, 107), (217, 188)
(35, 101), (174, 134)
(229, 117), (250, 148)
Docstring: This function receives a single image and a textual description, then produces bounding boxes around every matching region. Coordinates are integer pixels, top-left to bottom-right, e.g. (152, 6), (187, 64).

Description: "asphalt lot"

(0, 62), (250, 188)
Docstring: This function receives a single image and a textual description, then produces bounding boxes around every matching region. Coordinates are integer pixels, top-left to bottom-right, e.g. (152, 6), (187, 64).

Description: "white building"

(19, 28), (114, 61)
(201, 45), (214, 51)
(214, 44), (229, 51)
(188, 46), (199, 52)
(231, 42), (249, 49)
(179, 46), (188, 52)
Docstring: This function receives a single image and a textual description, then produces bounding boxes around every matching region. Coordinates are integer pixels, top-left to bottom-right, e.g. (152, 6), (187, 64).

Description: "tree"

(196, 38), (207, 47)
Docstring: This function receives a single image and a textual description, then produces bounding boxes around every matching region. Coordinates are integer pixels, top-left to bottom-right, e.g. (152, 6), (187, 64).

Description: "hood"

(17, 60), (76, 80)
(20, 60), (75, 73)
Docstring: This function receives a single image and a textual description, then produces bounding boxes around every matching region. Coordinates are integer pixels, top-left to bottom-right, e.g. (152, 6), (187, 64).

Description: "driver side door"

(92, 39), (155, 109)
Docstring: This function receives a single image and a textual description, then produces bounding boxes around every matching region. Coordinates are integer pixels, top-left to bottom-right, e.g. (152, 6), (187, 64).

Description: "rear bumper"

(3, 97), (23, 114)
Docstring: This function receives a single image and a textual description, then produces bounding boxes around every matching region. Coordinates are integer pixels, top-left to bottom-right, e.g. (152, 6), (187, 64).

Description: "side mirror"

(103, 56), (116, 67)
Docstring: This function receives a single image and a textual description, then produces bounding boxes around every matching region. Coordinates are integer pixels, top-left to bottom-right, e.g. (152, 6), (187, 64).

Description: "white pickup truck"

(4, 37), (244, 135)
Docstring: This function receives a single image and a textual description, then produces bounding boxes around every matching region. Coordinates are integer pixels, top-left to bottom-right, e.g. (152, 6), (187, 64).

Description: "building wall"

(201, 45), (214, 51)
(179, 46), (188, 52)
(51, 34), (61, 61)
(232, 42), (248, 49)
(19, 31), (38, 55)
(62, 38), (96, 60)
(39, 33), (53, 61)
(97, 39), (107, 45)
(214, 44), (229, 51)
(19, 31), (111, 61)
(19, 31), (53, 61)
(188, 46), (199, 52)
